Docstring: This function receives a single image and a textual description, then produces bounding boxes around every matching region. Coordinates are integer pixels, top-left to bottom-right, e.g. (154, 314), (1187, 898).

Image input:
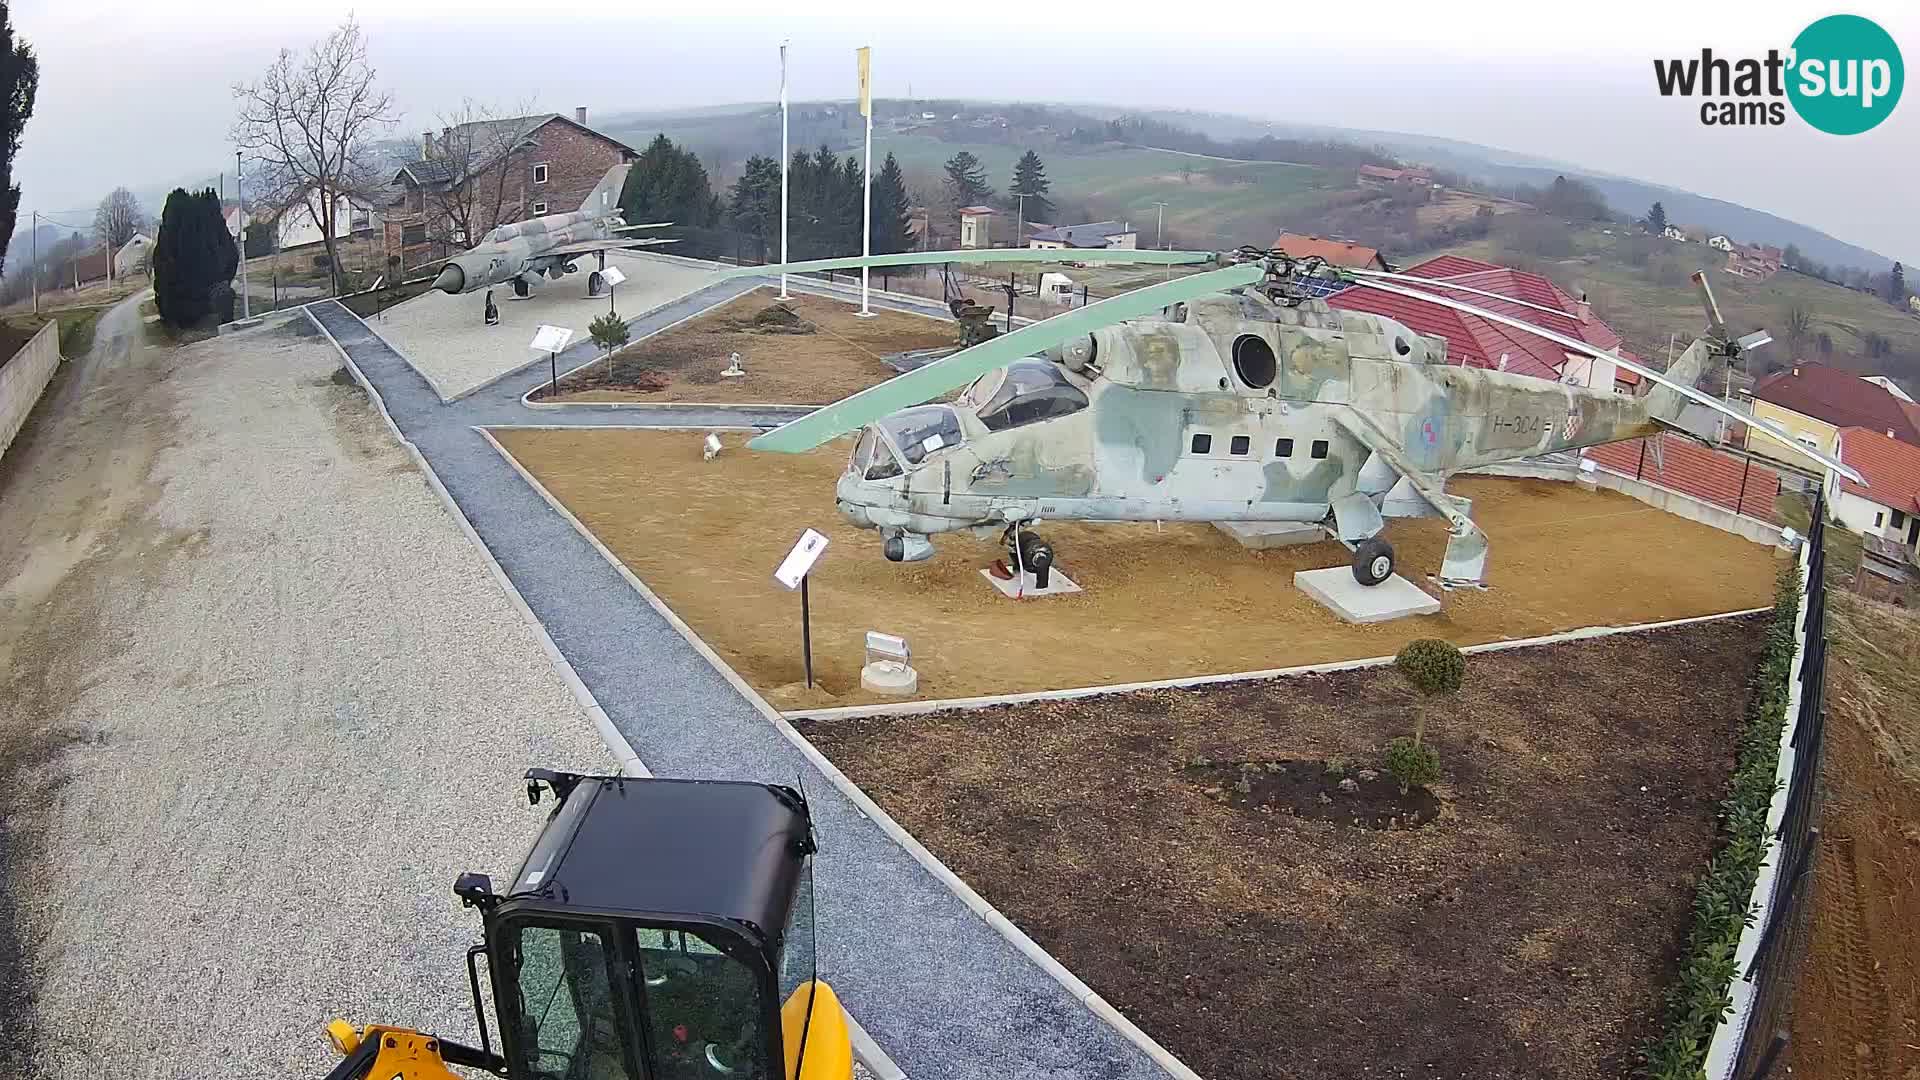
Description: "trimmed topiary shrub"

(1396, 638), (1466, 695)
(1384, 736), (1441, 794)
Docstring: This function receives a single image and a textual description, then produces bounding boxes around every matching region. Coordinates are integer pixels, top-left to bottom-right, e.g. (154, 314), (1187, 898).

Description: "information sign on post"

(774, 529), (830, 688)
(532, 324), (575, 396)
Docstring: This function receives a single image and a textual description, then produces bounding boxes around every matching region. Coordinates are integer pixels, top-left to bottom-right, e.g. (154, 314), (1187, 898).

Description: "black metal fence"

(1731, 489), (1830, 1079)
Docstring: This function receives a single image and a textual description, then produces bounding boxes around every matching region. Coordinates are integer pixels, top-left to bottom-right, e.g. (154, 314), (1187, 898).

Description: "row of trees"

(726, 145), (913, 261)
(1082, 115), (1395, 171)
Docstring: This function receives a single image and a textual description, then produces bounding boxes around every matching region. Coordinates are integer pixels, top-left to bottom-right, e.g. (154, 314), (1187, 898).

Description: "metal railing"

(1730, 489), (1829, 1079)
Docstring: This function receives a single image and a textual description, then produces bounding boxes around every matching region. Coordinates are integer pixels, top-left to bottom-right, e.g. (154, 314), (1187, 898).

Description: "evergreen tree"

(619, 134), (720, 229)
(1889, 262), (1907, 306)
(943, 150), (992, 206)
(870, 152), (914, 255)
(1009, 150), (1054, 221)
(1643, 201), (1667, 235)
(727, 155), (781, 261)
(0, 7), (37, 276)
(153, 187), (236, 327)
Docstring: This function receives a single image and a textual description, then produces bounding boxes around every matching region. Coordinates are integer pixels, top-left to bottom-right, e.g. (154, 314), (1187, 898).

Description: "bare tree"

(231, 16), (394, 295)
(1781, 305), (1813, 359)
(93, 187), (144, 250)
(419, 98), (540, 254)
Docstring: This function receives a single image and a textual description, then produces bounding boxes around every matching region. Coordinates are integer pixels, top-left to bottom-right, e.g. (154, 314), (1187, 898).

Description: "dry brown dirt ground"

(797, 617), (1768, 1080)
(490, 427), (1778, 709)
(534, 289), (955, 405)
(1787, 593), (1920, 1080)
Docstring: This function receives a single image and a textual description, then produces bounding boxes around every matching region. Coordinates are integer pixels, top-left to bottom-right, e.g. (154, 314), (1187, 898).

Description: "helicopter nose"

(433, 263), (466, 294)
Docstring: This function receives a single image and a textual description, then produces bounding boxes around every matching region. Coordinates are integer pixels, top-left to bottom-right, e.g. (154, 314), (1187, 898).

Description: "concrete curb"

(476, 426), (914, 1080)
(303, 306), (648, 779)
(785, 606), (1776, 722)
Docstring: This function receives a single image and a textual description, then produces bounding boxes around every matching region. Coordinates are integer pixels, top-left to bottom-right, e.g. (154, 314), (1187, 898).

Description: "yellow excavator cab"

(323, 771), (854, 1080)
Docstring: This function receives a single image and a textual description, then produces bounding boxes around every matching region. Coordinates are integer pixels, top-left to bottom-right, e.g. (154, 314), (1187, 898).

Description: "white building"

(958, 206), (996, 249)
(1862, 375), (1915, 403)
(112, 234), (154, 276)
(1027, 220), (1137, 252)
(1707, 235), (1734, 252)
(270, 189), (377, 250)
(1662, 225), (1688, 241)
(1830, 425), (1920, 554)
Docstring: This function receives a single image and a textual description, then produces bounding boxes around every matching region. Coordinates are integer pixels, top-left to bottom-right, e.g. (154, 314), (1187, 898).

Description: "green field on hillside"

(1422, 226), (1920, 382)
(876, 136), (1335, 247)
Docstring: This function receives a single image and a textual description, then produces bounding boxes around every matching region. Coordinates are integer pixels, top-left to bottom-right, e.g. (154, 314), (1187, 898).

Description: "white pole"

(236, 151), (251, 319)
(777, 41), (790, 299)
(858, 45), (874, 317)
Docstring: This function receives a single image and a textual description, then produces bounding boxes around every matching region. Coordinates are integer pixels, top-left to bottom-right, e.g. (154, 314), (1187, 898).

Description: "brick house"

(384, 109), (637, 271)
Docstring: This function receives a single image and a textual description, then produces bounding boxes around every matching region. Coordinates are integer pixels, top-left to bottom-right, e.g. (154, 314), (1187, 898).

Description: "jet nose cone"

(433, 263), (465, 294)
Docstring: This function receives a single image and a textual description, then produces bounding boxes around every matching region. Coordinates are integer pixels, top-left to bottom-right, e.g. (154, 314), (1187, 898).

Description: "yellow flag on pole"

(856, 46), (871, 117)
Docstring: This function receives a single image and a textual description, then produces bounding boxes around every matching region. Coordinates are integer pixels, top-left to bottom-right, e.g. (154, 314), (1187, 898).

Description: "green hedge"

(1640, 565), (1802, 1078)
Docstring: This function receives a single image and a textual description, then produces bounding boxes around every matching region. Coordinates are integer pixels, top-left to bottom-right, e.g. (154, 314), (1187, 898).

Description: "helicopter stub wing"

(747, 261), (1264, 453)
(1348, 276), (1864, 484)
(719, 246), (1220, 282)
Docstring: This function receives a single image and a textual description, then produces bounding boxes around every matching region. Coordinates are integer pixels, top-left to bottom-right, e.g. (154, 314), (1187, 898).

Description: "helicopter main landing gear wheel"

(1352, 537), (1395, 587)
(1004, 526), (1056, 590)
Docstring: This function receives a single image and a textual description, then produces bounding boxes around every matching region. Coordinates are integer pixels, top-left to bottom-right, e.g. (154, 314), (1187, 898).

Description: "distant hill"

(1135, 109), (1896, 275)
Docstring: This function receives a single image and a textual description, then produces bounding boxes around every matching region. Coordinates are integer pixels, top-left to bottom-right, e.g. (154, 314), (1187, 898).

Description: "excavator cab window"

(506, 921), (637, 1080)
(633, 926), (770, 1079)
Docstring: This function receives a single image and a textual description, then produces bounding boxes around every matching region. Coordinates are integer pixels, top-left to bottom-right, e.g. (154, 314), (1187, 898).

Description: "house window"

(401, 223), (426, 246)
(1874, 511), (1885, 528)
(1311, 439), (1329, 460)
(1894, 510), (1908, 530)
(531, 201), (548, 216)
(1191, 433), (1212, 454)
(1275, 437), (1294, 458)
(532, 163), (549, 184)
(452, 228), (467, 244)
(1229, 435), (1250, 456)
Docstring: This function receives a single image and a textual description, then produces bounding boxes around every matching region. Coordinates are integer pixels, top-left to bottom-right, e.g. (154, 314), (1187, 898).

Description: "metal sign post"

(774, 529), (830, 688)
(601, 264), (627, 316)
(530, 324), (574, 398)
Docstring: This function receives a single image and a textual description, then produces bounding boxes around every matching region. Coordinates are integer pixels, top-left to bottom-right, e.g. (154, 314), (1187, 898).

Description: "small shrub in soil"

(1384, 737), (1441, 794)
(1184, 757), (1438, 829)
(1396, 638), (1466, 695)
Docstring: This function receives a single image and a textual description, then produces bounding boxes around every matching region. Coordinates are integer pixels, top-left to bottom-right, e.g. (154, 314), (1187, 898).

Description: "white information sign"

(530, 325), (574, 353)
(600, 265), (628, 287)
(774, 529), (830, 590)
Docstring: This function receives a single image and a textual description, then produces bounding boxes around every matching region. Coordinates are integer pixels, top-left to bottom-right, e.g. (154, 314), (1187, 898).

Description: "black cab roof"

(504, 775), (812, 952)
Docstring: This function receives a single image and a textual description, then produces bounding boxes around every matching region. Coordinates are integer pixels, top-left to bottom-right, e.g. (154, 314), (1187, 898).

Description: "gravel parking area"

(0, 317), (609, 1078)
(371, 251), (712, 400)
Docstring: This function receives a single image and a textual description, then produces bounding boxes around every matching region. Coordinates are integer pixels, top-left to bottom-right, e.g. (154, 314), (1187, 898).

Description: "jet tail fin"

(582, 164), (631, 216)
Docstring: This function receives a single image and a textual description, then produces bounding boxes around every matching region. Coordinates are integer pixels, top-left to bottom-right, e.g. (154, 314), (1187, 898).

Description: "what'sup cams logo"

(1654, 14), (1903, 134)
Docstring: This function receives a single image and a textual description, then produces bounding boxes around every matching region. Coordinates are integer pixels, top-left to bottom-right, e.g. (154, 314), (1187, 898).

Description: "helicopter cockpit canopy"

(970, 360), (1088, 433)
(851, 405), (964, 480)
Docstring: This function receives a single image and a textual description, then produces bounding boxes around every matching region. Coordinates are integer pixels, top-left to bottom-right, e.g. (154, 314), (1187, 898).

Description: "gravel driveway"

(0, 312), (609, 1078)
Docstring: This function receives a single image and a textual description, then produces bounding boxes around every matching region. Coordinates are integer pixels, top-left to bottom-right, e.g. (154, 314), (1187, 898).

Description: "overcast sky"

(12, 1), (1918, 263)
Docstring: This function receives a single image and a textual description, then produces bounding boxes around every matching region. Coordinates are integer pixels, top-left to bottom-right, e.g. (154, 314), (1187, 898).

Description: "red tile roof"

(1273, 232), (1385, 270)
(1329, 255), (1636, 384)
(1584, 434), (1782, 521)
(1750, 364), (1920, 446)
(1836, 426), (1920, 510)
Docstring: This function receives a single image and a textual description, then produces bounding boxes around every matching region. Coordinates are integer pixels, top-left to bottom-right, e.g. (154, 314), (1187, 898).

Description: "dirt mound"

(746, 302), (815, 334)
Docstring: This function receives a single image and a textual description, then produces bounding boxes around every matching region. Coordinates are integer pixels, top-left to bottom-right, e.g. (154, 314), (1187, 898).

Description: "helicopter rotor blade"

(747, 261), (1264, 453)
(1352, 277), (1864, 483)
(720, 246), (1219, 281)
(1344, 268), (1583, 321)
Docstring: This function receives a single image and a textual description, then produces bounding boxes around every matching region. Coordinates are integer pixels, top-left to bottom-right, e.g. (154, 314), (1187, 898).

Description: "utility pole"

(1015, 192), (1027, 252)
(1152, 201), (1171, 280)
(777, 41), (791, 298)
(856, 45), (874, 317)
(30, 209), (37, 315)
(236, 151), (251, 319)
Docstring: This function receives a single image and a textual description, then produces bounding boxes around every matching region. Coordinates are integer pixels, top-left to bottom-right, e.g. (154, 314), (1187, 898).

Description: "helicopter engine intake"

(882, 529), (935, 563)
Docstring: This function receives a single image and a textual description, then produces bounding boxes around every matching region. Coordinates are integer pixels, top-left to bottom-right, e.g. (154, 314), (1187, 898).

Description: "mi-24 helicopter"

(738, 245), (1859, 590)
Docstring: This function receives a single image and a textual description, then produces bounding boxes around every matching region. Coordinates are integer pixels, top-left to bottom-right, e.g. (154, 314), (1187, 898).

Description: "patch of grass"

(1828, 592), (1920, 785)
(51, 306), (105, 357)
(1640, 565), (1801, 1078)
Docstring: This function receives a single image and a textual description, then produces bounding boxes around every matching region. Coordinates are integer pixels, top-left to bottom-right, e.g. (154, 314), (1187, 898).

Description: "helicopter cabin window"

(878, 406), (963, 467)
(851, 427), (902, 480)
(633, 927), (770, 1080)
(1231, 335), (1277, 390)
(1311, 439), (1329, 460)
(1191, 433), (1212, 454)
(507, 923), (631, 1080)
(1275, 437), (1294, 458)
(975, 360), (1089, 432)
(1229, 435), (1251, 456)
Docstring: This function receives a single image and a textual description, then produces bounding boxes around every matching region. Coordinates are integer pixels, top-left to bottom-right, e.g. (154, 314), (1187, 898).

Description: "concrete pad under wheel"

(980, 567), (1083, 599)
(1294, 567), (1441, 624)
(1214, 521), (1326, 550)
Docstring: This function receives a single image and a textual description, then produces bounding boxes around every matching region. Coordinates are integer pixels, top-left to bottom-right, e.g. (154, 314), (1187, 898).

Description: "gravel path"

(309, 291), (1178, 1080)
(0, 313), (610, 1078)
(370, 251), (713, 401)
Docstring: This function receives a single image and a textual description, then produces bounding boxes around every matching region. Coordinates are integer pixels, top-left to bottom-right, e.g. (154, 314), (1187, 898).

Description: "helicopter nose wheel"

(512, 277), (531, 299)
(1005, 526), (1055, 590)
(1352, 537), (1395, 587)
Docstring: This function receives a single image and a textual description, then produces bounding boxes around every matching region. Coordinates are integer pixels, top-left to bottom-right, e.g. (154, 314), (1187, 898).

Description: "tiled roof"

(1751, 364), (1920, 445)
(1836, 426), (1920, 510)
(1329, 255), (1632, 383)
(395, 113), (634, 190)
(1273, 232), (1383, 269)
(1584, 434), (1782, 521)
(958, 205), (997, 215)
(1028, 220), (1129, 247)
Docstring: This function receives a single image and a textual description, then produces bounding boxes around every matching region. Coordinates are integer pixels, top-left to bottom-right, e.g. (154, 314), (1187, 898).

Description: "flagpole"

(777, 41), (790, 300)
(857, 45), (874, 317)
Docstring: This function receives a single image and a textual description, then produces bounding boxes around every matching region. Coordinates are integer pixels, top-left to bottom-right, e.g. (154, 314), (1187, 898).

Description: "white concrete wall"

(0, 320), (62, 463)
(1829, 485), (1918, 552)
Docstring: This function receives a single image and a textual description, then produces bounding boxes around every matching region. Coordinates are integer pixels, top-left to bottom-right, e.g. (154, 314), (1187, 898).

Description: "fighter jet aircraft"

(740, 247), (1857, 590)
(428, 164), (674, 300)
